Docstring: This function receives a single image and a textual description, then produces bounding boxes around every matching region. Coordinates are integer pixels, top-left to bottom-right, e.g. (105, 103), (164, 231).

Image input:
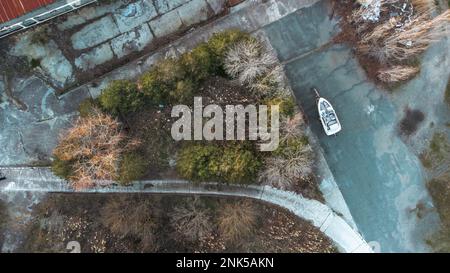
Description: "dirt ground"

(18, 193), (337, 253)
(121, 76), (258, 179)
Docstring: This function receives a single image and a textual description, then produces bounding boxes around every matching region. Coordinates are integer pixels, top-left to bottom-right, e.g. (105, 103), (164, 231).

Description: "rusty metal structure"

(0, 0), (97, 39)
(0, 0), (56, 23)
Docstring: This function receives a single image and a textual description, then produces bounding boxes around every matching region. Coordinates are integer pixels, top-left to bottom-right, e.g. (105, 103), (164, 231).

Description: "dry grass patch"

(100, 195), (159, 250)
(218, 200), (258, 244)
(169, 197), (213, 243)
(377, 65), (420, 83)
(335, 0), (450, 85)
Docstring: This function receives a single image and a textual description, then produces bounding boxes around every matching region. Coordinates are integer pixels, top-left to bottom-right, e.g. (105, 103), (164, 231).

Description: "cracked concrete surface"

(0, 0), (231, 165)
(0, 77), (88, 165)
(2, 0), (229, 93)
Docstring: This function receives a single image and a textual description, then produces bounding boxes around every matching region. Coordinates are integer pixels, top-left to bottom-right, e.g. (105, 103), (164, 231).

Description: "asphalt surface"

(263, 0), (444, 252)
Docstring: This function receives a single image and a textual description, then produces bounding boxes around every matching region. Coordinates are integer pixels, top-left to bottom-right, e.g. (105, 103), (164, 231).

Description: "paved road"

(263, 0), (444, 252)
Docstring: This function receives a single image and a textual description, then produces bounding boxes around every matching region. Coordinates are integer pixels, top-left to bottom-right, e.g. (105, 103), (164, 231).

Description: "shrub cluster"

(52, 110), (126, 189)
(176, 143), (261, 184)
(350, 1), (450, 84)
(118, 152), (148, 185)
(57, 30), (317, 195)
(99, 80), (144, 115)
(99, 30), (252, 112)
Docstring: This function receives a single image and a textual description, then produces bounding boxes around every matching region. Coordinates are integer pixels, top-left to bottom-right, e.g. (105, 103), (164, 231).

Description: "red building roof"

(0, 0), (55, 23)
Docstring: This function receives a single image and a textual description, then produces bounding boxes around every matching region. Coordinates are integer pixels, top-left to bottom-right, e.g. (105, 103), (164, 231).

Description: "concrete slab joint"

(177, 0), (210, 26)
(148, 8), (183, 37)
(75, 43), (114, 71)
(113, 0), (158, 33)
(110, 24), (154, 58)
(71, 15), (121, 50)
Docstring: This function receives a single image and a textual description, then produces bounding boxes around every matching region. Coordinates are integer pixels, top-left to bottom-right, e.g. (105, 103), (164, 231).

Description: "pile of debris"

(357, 0), (383, 22)
(342, 0), (449, 84)
(356, 0), (416, 25)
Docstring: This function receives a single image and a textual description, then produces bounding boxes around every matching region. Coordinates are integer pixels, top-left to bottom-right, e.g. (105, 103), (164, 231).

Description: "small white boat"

(313, 88), (341, 136)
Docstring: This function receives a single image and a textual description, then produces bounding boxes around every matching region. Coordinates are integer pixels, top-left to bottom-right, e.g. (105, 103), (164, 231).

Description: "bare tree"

(169, 197), (212, 243)
(53, 109), (125, 190)
(259, 137), (314, 191)
(359, 10), (450, 63)
(249, 65), (286, 96)
(280, 113), (305, 140)
(100, 195), (158, 251)
(225, 39), (277, 86)
(218, 200), (258, 244)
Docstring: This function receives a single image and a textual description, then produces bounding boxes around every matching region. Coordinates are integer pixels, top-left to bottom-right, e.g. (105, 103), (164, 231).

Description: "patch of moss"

(29, 58), (41, 69)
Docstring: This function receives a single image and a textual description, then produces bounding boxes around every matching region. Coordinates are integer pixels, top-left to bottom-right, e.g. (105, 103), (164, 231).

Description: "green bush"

(139, 58), (186, 105)
(274, 135), (310, 158)
(210, 146), (261, 184)
(265, 96), (296, 118)
(78, 98), (100, 117)
(139, 70), (169, 105)
(118, 153), (148, 185)
(135, 30), (251, 106)
(180, 43), (215, 82)
(99, 80), (143, 115)
(177, 145), (220, 181)
(207, 29), (253, 64)
(177, 144), (261, 184)
(29, 58), (41, 69)
(154, 58), (186, 83)
(170, 79), (195, 104)
(51, 157), (73, 180)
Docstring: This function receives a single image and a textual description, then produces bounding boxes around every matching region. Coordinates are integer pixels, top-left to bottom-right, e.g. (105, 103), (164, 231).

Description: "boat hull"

(317, 97), (341, 136)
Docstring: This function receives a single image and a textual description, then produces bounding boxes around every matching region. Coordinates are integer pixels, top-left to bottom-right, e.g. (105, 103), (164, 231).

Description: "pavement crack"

(281, 40), (335, 66)
(323, 57), (353, 82)
(17, 131), (31, 157)
(2, 75), (27, 111)
(331, 80), (367, 101)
